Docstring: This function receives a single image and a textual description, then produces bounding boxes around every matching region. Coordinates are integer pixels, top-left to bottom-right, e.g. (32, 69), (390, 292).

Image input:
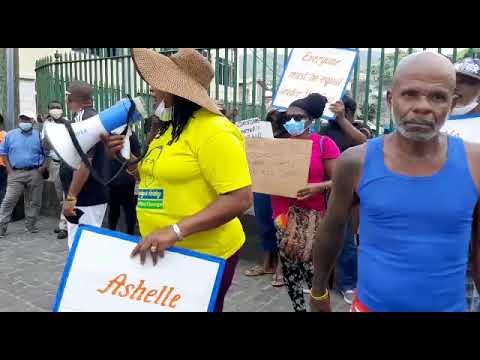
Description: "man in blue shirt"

(0, 112), (47, 237)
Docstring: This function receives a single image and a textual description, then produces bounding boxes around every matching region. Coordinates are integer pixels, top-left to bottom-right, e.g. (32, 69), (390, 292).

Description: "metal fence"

(35, 48), (478, 138)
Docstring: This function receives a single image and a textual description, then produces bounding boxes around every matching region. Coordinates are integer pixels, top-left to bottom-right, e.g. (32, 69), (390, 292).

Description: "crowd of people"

(0, 49), (479, 312)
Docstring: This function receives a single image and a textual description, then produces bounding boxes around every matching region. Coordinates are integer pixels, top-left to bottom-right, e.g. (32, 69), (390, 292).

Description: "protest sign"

(246, 138), (312, 197)
(53, 225), (225, 312)
(441, 114), (480, 143)
(236, 118), (274, 138)
(272, 48), (358, 120)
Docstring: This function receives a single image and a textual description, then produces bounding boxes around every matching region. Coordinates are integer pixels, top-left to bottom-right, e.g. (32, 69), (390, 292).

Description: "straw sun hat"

(131, 48), (222, 116)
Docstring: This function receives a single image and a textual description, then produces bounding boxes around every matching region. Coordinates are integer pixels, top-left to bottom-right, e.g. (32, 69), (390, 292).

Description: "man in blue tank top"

(310, 52), (480, 312)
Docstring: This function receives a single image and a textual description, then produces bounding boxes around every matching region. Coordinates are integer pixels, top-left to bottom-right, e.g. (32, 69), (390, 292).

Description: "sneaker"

(26, 228), (40, 234)
(0, 228), (7, 238)
(57, 230), (68, 240)
(342, 290), (355, 305)
(54, 227), (60, 234)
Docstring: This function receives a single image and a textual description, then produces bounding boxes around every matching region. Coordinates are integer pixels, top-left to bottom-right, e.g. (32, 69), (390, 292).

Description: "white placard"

(441, 114), (480, 143)
(272, 48), (358, 120)
(53, 226), (225, 312)
(236, 118), (274, 139)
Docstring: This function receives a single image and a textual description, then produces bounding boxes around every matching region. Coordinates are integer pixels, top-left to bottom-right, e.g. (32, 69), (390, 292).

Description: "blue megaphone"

(43, 97), (147, 170)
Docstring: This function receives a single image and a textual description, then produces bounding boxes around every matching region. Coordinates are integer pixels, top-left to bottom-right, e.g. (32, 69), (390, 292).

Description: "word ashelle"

(97, 273), (182, 308)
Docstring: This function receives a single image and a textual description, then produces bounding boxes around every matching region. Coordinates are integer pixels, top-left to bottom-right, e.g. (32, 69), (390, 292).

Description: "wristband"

(66, 196), (77, 202)
(310, 288), (329, 301)
(126, 167), (137, 176)
(172, 224), (184, 241)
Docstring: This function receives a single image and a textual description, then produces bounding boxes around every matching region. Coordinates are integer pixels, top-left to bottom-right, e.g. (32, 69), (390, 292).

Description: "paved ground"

(0, 215), (349, 312)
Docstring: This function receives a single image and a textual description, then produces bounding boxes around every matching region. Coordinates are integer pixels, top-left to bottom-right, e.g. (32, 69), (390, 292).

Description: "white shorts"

(67, 203), (108, 249)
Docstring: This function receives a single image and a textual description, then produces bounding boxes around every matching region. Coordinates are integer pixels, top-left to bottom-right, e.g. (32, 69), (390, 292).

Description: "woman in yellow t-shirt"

(105, 48), (253, 312)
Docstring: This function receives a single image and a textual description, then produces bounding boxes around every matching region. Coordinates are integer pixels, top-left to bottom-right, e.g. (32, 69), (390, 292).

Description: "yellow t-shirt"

(136, 108), (252, 260)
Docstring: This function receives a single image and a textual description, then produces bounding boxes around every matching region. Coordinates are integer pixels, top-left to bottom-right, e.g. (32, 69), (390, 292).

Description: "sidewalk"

(0, 216), (349, 312)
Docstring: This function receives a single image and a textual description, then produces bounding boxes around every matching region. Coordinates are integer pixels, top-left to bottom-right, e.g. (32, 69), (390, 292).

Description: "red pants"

(351, 292), (372, 312)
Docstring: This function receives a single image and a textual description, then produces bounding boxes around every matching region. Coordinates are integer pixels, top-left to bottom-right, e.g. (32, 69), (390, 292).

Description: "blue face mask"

(19, 122), (33, 132)
(283, 118), (307, 137)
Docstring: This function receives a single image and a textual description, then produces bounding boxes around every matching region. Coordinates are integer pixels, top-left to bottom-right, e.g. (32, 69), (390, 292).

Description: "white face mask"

(451, 101), (479, 116)
(49, 109), (63, 120)
(154, 100), (174, 122)
(19, 122), (33, 132)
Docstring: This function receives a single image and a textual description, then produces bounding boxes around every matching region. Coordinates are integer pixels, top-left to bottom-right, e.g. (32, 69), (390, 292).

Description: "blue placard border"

(448, 113), (480, 121)
(271, 48), (359, 121)
(52, 225), (226, 313)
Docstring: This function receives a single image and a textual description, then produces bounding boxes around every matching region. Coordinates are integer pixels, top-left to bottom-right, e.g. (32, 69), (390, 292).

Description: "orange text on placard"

(97, 273), (182, 309)
(302, 52), (342, 66)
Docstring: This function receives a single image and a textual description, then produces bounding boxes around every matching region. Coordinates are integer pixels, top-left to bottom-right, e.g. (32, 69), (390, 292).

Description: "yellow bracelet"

(310, 288), (329, 301)
(126, 167), (137, 176)
(66, 196), (77, 202)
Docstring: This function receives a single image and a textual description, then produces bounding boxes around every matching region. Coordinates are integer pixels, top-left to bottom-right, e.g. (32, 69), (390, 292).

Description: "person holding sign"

(103, 48), (253, 312)
(310, 52), (480, 312)
(452, 58), (480, 116)
(271, 93), (340, 312)
(452, 57), (480, 312)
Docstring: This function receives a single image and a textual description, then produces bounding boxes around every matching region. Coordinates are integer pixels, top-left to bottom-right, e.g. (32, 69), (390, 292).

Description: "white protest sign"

(53, 226), (225, 312)
(272, 48), (358, 120)
(441, 114), (480, 143)
(236, 118), (274, 139)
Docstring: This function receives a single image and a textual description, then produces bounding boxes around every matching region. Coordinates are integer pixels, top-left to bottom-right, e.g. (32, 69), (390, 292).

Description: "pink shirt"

(271, 133), (340, 218)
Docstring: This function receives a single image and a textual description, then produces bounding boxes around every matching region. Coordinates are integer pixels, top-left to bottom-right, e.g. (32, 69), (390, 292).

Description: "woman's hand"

(101, 134), (126, 159)
(297, 183), (327, 201)
(131, 227), (178, 266)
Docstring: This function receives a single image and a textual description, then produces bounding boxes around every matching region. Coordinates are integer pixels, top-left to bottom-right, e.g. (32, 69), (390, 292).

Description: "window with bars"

(218, 57), (234, 87)
(71, 48), (120, 57)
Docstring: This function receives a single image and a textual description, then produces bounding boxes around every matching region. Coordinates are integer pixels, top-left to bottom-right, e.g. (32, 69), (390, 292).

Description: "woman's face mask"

(19, 122), (33, 132)
(49, 109), (63, 120)
(283, 117), (309, 137)
(154, 100), (174, 122)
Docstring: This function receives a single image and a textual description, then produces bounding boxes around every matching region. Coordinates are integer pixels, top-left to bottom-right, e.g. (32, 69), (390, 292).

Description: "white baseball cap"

(19, 112), (36, 120)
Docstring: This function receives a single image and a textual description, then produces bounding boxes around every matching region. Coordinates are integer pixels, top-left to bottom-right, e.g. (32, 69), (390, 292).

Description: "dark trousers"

(214, 249), (242, 312)
(253, 193), (277, 252)
(107, 183), (137, 235)
(335, 221), (358, 292)
(0, 166), (7, 205)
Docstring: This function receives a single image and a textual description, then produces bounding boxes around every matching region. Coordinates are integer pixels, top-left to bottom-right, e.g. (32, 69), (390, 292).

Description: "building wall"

(18, 48), (74, 115)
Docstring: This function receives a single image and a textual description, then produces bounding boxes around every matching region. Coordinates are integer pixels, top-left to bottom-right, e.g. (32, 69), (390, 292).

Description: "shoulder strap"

(63, 96), (138, 186)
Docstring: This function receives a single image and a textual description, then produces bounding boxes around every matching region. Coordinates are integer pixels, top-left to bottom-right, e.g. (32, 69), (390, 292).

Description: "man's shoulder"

(339, 142), (367, 168)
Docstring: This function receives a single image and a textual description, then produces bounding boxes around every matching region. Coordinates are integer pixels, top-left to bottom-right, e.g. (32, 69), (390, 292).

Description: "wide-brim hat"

(454, 57), (480, 82)
(131, 48), (222, 116)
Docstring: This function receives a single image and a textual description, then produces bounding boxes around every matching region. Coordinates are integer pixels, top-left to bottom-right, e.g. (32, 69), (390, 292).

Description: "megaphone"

(44, 97), (147, 170)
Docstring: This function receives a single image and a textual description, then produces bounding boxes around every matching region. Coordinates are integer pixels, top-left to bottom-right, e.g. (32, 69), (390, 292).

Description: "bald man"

(310, 52), (480, 312)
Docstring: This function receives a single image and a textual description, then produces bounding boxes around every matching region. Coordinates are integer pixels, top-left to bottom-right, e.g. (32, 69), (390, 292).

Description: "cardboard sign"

(53, 226), (225, 312)
(246, 138), (312, 197)
(441, 114), (480, 143)
(236, 118), (274, 139)
(272, 48), (358, 120)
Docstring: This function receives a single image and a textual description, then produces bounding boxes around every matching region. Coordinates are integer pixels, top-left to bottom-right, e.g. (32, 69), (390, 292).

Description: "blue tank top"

(357, 135), (478, 312)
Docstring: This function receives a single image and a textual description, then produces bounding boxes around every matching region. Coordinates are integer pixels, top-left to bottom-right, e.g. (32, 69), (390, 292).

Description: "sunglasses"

(286, 115), (309, 122)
